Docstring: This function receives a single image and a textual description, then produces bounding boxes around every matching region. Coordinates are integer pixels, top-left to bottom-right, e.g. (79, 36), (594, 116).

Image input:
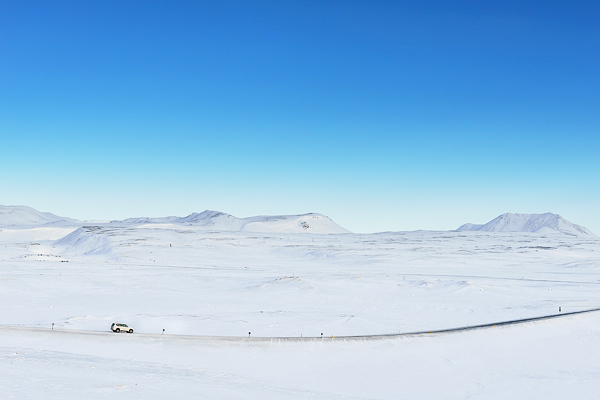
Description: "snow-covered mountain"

(0, 205), (349, 234)
(117, 216), (182, 224)
(121, 210), (351, 234)
(0, 205), (79, 227)
(240, 213), (351, 234)
(457, 213), (597, 238)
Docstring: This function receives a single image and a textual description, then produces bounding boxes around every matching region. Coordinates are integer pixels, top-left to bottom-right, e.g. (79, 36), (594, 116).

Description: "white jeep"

(111, 323), (134, 333)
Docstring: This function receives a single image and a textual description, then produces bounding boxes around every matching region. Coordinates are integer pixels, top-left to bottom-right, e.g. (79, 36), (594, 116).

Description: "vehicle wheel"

(128, 329), (133, 333)
(116, 328), (120, 333)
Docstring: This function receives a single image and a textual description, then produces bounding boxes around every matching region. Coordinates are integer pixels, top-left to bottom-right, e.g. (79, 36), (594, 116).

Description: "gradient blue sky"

(1, 1), (599, 233)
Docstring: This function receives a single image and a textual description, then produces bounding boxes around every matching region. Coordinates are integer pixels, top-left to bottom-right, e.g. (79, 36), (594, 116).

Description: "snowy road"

(3, 308), (600, 399)
(3, 306), (599, 343)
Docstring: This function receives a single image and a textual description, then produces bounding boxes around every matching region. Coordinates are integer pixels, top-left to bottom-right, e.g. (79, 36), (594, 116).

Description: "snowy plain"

(1, 213), (600, 399)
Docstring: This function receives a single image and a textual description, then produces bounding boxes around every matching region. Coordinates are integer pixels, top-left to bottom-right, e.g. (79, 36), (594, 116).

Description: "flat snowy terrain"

(2, 221), (600, 398)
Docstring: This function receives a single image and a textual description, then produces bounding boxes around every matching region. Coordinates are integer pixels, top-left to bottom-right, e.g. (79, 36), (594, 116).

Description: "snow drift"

(53, 227), (113, 255)
(458, 213), (597, 238)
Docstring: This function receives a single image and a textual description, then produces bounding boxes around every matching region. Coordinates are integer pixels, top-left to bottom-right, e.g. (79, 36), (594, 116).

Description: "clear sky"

(1, 1), (599, 233)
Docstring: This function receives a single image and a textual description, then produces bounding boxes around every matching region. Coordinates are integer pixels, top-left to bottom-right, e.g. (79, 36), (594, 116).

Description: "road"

(2, 307), (599, 343)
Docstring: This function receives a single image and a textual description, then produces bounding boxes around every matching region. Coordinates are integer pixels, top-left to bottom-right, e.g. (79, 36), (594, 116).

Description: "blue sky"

(1, 1), (599, 233)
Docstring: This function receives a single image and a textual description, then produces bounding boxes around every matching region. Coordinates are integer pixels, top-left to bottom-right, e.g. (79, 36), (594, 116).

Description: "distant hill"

(0, 205), (350, 234)
(0, 205), (79, 227)
(118, 210), (351, 234)
(457, 213), (597, 238)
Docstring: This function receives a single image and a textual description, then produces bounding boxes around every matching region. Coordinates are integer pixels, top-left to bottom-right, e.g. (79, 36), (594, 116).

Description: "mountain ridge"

(0, 205), (350, 234)
(0, 205), (79, 227)
(458, 212), (597, 238)
(126, 210), (351, 234)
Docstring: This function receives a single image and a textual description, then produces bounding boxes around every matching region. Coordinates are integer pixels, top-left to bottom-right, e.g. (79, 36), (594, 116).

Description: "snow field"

(1, 225), (599, 398)
(2, 312), (600, 399)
